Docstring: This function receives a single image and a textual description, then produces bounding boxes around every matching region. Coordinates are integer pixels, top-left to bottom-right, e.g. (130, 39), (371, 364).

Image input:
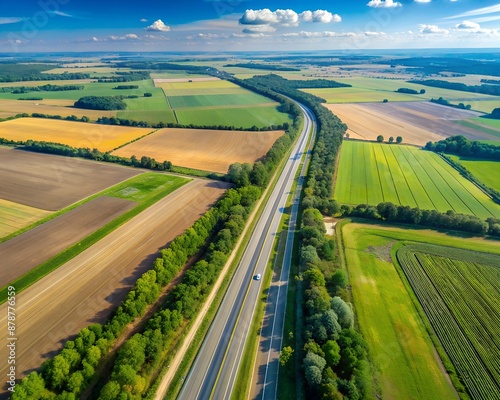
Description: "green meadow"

(449, 155), (500, 193)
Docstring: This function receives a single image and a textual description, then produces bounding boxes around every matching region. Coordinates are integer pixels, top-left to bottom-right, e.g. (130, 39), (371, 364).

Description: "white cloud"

(419, 24), (449, 34)
(367, 0), (402, 8)
(91, 36), (99, 42)
(444, 4), (500, 19)
(52, 11), (73, 17)
(282, 31), (354, 38)
(0, 17), (23, 25)
(186, 33), (229, 40)
(414, 0), (431, 3)
(140, 18), (148, 22)
(242, 25), (276, 34)
(239, 9), (341, 28)
(299, 10), (341, 23)
(109, 34), (140, 41)
(455, 20), (480, 30)
(144, 19), (171, 32)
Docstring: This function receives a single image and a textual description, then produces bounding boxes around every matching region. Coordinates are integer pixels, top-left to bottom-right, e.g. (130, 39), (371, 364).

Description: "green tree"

(279, 346), (294, 366)
(331, 297), (353, 329)
(376, 135), (384, 143)
(331, 270), (348, 290)
(396, 136), (403, 144)
(322, 340), (341, 367)
(389, 136), (394, 143)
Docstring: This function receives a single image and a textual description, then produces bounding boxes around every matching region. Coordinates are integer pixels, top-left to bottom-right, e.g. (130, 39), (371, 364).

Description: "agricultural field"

(0, 79), (171, 124)
(157, 79), (291, 128)
(397, 244), (500, 400)
(326, 102), (497, 145)
(334, 141), (500, 219)
(303, 77), (500, 104)
(0, 179), (229, 381)
(0, 199), (51, 238)
(341, 223), (459, 400)
(0, 99), (116, 120)
(455, 119), (500, 141)
(113, 127), (284, 173)
(0, 118), (153, 151)
(449, 155), (500, 193)
(0, 147), (141, 210)
(0, 196), (136, 287)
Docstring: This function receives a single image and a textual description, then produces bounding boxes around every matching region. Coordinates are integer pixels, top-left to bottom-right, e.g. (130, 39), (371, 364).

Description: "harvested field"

(0, 147), (141, 210)
(0, 99), (116, 120)
(153, 77), (221, 83)
(0, 196), (135, 288)
(114, 128), (284, 173)
(157, 79), (237, 93)
(335, 141), (500, 219)
(0, 179), (229, 384)
(0, 199), (51, 238)
(327, 102), (495, 145)
(0, 118), (153, 151)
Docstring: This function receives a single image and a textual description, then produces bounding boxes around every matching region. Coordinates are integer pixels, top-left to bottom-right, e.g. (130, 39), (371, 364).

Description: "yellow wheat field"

(0, 199), (51, 238)
(0, 118), (153, 151)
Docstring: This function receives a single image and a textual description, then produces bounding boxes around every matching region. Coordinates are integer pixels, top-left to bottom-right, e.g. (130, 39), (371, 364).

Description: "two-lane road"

(177, 103), (313, 400)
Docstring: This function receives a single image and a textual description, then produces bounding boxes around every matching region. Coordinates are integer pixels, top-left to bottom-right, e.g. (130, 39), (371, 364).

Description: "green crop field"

(335, 141), (500, 218)
(449, 155), (500, 193)
(341, 223), (459, 400)
(167, 93), (275, 109)
(456, 119), (500, 140)
(471, 117), (500, 130)
(175, 105), (291, 129)
(397, 244), (500, 400)
(302, 77), (500, 104)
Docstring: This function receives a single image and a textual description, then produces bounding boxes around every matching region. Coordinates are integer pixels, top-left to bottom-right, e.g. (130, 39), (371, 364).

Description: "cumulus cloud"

(109, 34), (139, 41)
(140, 18), (148, 22)
(299, 10), (341, 23)
(242, 25), (277, 34)
(455, 20), (481, 30)
(419, 24), (449, 34)
(367, 0), (402, 8)
(144, 19), (171, 32)
(239, 9), (341, 28)
(414, 0), (431, 3)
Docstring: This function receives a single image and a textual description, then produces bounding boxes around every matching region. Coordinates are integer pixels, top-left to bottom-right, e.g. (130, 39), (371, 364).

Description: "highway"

(177, 103), (313, 400)
(252, 107), (315, 400)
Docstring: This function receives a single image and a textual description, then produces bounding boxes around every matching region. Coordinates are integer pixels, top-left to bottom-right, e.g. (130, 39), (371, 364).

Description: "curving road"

(177, 103), (314, 400)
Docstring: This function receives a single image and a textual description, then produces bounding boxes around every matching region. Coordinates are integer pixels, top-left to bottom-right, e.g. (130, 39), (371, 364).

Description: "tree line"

(0, 84), (84, 94)
(411, 79), (500, 96)
(341, 202), (500, 236)
(430, 97), (472, 110)
(396, 87), (425, 94)
(425, 135), (500, 161)
(223, 63), (301, 71)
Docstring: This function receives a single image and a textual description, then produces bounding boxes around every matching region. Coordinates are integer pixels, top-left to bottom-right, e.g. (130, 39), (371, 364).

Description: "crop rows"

(397, 246), (500, 400)
(334, 141), (500, 218)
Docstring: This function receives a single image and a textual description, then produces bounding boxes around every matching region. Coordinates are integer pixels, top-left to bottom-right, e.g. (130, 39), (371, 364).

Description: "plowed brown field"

(0, 179), (229, 388)
(0, 147), (141, 210)
(113, 128), (284, 173)
(326, 102), (491, 145)
(0, 196), (136, 287)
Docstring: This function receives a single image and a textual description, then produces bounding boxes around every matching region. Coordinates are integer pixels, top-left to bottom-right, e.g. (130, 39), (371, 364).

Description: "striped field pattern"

(397, 245), (500, 400)
(334, 141), (500, 219)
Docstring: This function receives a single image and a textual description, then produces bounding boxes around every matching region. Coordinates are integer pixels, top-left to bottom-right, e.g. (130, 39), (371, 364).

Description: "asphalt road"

(177, 103), (313, 400)
(252, 106), (316, 400)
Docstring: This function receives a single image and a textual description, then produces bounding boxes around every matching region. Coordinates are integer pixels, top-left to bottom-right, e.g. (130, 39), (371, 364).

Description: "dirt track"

(0, 179), (229, 392)
(0, 196), (136, 288)
(0, 148), (141, 210)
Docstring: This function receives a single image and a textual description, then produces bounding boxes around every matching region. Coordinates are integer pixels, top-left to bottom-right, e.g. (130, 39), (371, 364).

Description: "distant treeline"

(386, 57), (500, 77)
(396, 87), (424, 94)
(411, 79), (500, 96)
(0, 84), (84, 94)
(342, 202), (500, 236)
(97, 71), (150, 83)
(425, 135), (500, 161)
(17, 97), (43, 101)
(481, 79), (500, 85)
(224, 63), (301, 72)
(113, 85), (139, 90)
(430, 97), (471, 110)
(115, 61), (218, 75)
(0, 66), (90, 82)
(74, 96), (127, 110)
(491, 108), (500, 119)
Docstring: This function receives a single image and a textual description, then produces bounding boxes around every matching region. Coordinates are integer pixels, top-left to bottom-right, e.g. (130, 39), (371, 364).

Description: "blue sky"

(1, 0), (500, 52)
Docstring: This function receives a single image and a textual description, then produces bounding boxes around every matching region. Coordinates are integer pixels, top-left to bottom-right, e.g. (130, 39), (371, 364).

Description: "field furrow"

(373, 143), (399, 203)
(350, 140), (367, 204)
(366, 142), (384, 204)
(382, 145), (417, 207)
(335, 142), (353, 202)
